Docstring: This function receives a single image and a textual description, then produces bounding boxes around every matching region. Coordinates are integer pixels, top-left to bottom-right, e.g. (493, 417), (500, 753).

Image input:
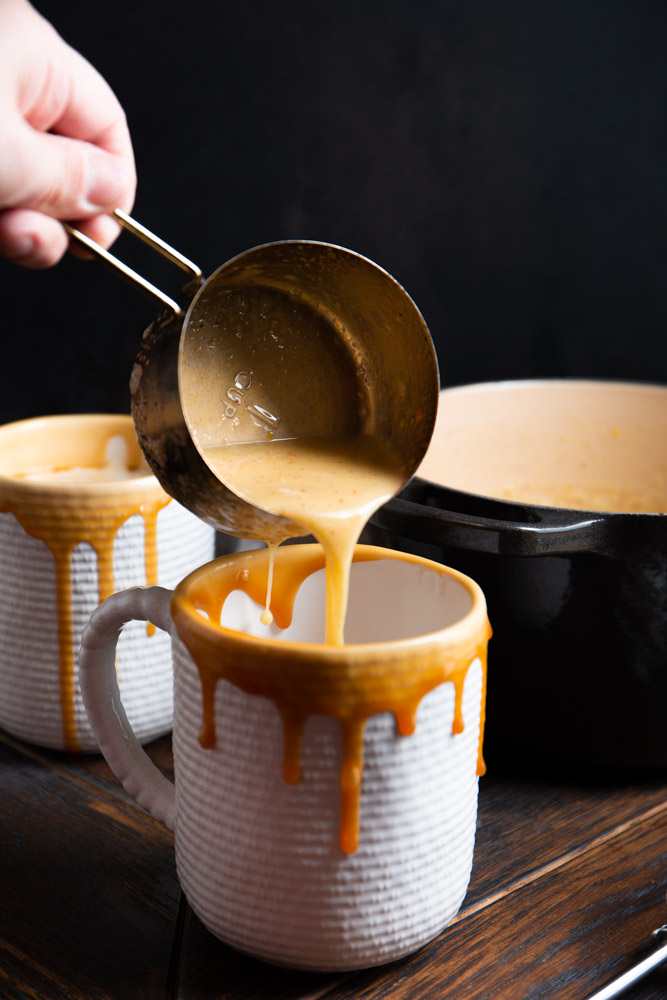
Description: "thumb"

(0, 121), (132, 219)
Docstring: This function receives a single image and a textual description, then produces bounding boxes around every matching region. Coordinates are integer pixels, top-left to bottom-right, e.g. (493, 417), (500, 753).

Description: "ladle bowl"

(68, 215), (439, 541)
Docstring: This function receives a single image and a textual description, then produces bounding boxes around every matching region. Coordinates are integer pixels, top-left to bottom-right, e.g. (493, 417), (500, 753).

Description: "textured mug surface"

(80, 544), (490, 971)
(0, 413), (216, 752)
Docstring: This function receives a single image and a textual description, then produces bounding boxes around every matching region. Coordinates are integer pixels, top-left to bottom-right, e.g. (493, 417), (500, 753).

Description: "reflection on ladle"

(66, 214), (439, 548)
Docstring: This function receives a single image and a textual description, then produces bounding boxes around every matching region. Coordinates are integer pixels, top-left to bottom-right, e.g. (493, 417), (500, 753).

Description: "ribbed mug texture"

(171, 635), (482, 970)
(0, 500), (215, 750)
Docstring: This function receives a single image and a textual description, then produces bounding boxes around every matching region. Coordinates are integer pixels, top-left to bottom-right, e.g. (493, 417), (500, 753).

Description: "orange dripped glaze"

(173, 545), (491, 854)
(0, 489), (170, 751)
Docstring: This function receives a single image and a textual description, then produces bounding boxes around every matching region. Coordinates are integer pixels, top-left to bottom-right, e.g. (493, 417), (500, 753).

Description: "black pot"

(367, 380), (667, 773)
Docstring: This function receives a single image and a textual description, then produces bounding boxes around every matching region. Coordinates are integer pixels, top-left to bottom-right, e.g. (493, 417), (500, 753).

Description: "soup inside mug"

(418, 379), (667, 513)
(218, 556), (474, 643)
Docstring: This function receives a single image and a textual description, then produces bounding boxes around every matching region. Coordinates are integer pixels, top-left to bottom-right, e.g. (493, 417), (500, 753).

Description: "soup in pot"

(418, 380), (667, 513)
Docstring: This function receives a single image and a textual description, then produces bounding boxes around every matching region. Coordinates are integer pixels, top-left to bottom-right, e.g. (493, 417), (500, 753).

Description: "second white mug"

(0, 413), (216, 752)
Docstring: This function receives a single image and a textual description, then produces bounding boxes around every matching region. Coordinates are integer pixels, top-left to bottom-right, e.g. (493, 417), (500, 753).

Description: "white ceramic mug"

(0, 413), (216, 752)
(80, 543), (490, 971)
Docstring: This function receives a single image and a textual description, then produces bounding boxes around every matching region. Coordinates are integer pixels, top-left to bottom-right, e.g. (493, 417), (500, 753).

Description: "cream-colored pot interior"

(418, 380), (667, 514)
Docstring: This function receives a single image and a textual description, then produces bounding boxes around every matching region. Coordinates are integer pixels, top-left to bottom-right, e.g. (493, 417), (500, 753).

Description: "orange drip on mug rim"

(0, 426), (171, 752)
(173, 544), (491, 854)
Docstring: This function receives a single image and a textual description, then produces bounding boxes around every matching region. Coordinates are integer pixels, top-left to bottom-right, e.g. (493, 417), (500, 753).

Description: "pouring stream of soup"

(176, 544), (489, 854)
(2, 414), (488, 850)
(203, 434), (403, 645)
(186, 431), (489, 852)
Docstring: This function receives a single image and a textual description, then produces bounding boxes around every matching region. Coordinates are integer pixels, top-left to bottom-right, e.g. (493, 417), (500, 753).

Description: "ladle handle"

(63, 209), (202, 317)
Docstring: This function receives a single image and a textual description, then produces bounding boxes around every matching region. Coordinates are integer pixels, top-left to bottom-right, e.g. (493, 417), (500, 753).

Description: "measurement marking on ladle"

(246, 404), (280, 431)
(223, 371), (253, 423)
(221, 370), (280, 433)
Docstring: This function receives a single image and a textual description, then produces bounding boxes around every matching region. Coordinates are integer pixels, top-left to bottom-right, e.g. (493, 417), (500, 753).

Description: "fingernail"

(84, 152), (130, 211)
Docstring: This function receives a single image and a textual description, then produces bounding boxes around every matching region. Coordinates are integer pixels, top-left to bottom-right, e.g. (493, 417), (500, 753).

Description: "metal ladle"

(66, 211), (439, 541)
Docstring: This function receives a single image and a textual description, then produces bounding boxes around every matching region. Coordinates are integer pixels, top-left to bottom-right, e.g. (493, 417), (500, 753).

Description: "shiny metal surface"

(176, 240), (439, 539)
(70, 217), (439, 541)
(65, 210), (202, 316)
(582, 925), (667, 1000)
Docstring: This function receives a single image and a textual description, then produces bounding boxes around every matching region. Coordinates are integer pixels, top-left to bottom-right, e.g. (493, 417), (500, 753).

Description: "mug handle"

(79, 586), (177, 830)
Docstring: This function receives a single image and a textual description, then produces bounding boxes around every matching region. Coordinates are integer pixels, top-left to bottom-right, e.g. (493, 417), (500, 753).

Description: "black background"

(1, 0), (666, 423)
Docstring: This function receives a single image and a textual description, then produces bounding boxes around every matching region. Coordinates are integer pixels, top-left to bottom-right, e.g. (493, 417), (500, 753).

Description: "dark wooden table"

(1, 728), (665, 1000)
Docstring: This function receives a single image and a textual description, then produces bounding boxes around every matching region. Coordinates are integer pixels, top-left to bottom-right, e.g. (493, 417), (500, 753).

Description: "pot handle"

(373, 496), (609, 556)
(79, 586), (176, 830)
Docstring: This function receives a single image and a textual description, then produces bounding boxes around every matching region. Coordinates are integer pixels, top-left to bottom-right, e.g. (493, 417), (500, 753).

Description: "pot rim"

(437, 375), (667, 398)
(420, 375), (667, 519)
(411, 475), (666, 520)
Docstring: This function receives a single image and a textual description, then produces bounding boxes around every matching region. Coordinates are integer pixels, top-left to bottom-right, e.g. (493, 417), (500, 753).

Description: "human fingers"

(0, 120), (134, 222)
(0, 207), (68, 268)
(41, 42), (135, 173)
(0, 206), (124, 269)
(0, 1), (135, 228)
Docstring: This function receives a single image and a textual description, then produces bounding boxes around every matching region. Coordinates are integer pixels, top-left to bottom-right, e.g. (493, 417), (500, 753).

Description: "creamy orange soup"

(190, 428), (490, 852)
(203, 434), (403, 645)
(175, 544), (490, 853)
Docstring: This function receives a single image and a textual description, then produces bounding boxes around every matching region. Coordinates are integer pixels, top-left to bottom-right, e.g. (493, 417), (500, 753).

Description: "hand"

(0, 0), (136, 268)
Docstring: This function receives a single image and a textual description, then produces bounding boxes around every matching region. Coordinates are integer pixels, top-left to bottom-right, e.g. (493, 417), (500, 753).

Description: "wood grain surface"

(0, 730), (665, 1000)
